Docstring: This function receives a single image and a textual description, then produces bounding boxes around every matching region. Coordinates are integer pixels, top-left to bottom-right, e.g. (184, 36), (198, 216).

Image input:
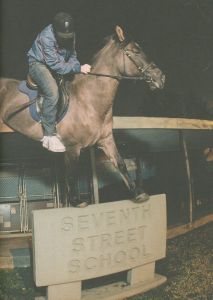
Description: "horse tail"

(3, 98), (38, 123)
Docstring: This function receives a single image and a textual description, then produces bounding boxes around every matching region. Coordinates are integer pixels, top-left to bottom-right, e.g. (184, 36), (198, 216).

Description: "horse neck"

(72, 39), (121, 113)
(92, 38), (121, 82)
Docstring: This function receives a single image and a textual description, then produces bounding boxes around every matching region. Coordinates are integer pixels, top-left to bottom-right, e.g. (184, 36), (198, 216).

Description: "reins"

(80, 71), (147, 81)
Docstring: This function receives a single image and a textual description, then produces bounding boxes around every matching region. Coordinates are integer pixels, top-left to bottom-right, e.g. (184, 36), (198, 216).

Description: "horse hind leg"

(98, 134), (149, 203)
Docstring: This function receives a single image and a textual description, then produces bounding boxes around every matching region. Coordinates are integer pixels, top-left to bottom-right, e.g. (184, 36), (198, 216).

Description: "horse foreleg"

(98, 134), (149, 203)
(65, 147), (88, 207)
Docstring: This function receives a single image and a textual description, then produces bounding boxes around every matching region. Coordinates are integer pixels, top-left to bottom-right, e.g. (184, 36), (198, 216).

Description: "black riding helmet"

(53, 12), (74, 39)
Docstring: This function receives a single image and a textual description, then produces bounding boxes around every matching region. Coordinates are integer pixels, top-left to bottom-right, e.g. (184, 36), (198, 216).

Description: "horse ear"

(115, 25), (125, 42)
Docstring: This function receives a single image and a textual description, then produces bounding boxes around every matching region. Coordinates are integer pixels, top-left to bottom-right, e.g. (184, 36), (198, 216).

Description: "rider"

(27, 12), (91, 152)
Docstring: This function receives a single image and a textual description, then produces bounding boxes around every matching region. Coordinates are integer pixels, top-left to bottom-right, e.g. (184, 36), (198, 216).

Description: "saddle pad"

(18, 81), (41, 122)
(18, 81), (68, 123)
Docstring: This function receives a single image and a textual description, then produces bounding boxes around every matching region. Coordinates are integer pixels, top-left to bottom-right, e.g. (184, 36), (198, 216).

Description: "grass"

(0, 223), (212, 300)
(0, 267), (47, 300)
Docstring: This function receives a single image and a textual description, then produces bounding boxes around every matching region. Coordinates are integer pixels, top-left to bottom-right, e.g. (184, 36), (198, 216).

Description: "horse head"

(115, 26), (165, 90)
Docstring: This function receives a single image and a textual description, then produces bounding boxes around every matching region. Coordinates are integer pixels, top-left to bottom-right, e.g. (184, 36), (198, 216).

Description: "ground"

(0, 223), (212, 300)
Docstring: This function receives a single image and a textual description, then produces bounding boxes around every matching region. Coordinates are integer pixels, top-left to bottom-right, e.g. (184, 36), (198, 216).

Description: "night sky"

(1, 0), (213, 119)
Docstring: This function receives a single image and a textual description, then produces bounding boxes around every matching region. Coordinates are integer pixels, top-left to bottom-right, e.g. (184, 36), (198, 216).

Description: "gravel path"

(130, 223), (213, 300)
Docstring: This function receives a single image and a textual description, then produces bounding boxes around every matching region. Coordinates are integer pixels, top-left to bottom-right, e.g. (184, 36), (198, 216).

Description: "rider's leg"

(29, 61), (65, 152)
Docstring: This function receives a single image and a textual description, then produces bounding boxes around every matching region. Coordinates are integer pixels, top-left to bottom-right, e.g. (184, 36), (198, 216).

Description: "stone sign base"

(81, 275), (166, 300)
(32, 194), (167, 300)
(48, 263), (166, 300)
(47, 273), (166, 300)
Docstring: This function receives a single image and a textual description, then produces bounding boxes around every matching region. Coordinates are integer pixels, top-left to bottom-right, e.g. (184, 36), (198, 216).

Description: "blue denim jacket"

(27, 25), (81, 75)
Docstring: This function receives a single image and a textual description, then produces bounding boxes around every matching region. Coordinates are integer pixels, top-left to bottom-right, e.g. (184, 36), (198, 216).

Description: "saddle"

(18, 75), (69, 123)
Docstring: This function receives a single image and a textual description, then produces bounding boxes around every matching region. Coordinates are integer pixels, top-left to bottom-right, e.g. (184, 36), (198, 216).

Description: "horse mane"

(67, 34), (119, 94)
(90, 35), (117, 65)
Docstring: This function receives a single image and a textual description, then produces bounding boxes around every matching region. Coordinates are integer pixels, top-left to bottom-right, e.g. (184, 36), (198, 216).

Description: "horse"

(0, 26), (165, 207)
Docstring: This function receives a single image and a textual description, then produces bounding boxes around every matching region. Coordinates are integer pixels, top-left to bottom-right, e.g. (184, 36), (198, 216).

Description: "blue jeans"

(29, 61), (59, 135)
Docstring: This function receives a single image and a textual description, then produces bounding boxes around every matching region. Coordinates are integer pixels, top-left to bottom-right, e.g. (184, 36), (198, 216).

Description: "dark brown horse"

(0, 26), (165, 207)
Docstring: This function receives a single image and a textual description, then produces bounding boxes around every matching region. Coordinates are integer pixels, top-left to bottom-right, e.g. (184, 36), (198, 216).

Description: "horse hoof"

(133, 193), (149, 203)
(76, 201), (88, 208)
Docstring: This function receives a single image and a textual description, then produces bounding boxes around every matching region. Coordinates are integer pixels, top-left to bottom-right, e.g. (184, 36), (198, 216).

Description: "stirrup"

(27, 74), (38, 90)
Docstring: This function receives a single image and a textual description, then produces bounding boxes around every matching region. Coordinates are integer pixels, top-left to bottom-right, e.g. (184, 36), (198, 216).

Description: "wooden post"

(89, 147), (99, 204)
(179, 130), (194, 224)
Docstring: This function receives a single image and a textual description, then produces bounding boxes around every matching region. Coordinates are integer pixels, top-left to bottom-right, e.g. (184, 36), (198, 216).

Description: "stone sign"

(32, 194), (166, 299)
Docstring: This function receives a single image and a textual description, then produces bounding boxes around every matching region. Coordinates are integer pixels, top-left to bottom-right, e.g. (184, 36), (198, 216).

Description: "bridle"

(83, 40), (156, 83)
(122, 45), (155, 84)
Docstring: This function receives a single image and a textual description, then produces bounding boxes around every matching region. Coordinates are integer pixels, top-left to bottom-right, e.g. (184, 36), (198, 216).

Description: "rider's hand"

(81, 64), (91, 74)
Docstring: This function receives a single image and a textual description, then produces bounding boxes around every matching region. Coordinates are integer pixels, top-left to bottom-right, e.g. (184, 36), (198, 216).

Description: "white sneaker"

(41, 135), (66, 152)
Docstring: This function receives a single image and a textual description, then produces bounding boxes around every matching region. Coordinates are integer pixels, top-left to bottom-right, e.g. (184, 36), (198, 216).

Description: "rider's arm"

(40, 35), (81, 75)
